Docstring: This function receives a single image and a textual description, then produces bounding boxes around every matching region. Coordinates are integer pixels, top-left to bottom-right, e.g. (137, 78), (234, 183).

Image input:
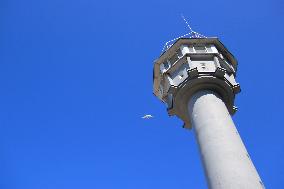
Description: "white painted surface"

(188, 90), (264, 189)
(180, 45), (190, 55)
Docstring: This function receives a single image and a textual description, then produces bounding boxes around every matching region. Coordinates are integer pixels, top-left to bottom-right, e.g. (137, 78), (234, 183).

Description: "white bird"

(142, 114), (154, 119)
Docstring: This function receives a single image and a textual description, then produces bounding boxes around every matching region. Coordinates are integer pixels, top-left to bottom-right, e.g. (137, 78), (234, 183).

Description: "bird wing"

(142, 115), (153, 119)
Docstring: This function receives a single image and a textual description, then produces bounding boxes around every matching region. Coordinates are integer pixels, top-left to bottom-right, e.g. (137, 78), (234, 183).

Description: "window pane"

(168, 53), (179, 65)
(194, 45), (206, 53)
(206, 45), (213, 52)
(163, 61), (170, 70)
(177, 49), (183, 58)
(188, 45), (194, 52)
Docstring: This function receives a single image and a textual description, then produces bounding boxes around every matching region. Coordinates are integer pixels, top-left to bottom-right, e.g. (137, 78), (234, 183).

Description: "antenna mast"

(181, 14), (194, 33)
(162, 15), (207, 52)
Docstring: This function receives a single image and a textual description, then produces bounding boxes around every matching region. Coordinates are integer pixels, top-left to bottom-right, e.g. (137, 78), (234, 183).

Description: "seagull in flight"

(142, 114), (154, 119)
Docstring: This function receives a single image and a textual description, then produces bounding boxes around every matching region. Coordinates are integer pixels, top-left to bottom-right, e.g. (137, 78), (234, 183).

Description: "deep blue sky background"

(0, 0), (283, 188)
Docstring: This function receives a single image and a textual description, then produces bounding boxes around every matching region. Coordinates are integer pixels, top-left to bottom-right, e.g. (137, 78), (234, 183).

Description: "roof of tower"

(159, 37), (238, 69)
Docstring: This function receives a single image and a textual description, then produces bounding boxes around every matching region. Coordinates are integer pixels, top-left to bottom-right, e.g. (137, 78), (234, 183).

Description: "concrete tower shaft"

(153, 38), (264, 188)
(189, 90), (263, 189)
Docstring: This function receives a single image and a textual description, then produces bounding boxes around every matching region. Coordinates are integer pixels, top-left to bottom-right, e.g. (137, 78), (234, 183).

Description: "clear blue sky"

(0, 0), (283, 188)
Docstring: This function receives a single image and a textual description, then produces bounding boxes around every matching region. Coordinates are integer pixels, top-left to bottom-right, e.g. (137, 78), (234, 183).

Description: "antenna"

(161, 15), (207, 52)
(181, 14), (194, 33)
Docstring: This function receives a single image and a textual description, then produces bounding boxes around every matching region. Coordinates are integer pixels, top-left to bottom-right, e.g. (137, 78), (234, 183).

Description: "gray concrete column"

(188, 90), (264, 189)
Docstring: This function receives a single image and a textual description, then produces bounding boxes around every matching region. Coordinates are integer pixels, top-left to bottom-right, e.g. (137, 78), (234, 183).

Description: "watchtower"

(153, 36), (264, 188)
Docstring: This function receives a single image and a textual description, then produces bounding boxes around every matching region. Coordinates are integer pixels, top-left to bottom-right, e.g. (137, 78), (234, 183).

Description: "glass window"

(177, 49), (183, 58)
(206, 45), (213, 52)
(163, 61), (170, 70)
(188, 45), (194, 52)
(168, 53), (179, 65)
(159, 84), (164, 96)
(194, 45), (206, 53)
